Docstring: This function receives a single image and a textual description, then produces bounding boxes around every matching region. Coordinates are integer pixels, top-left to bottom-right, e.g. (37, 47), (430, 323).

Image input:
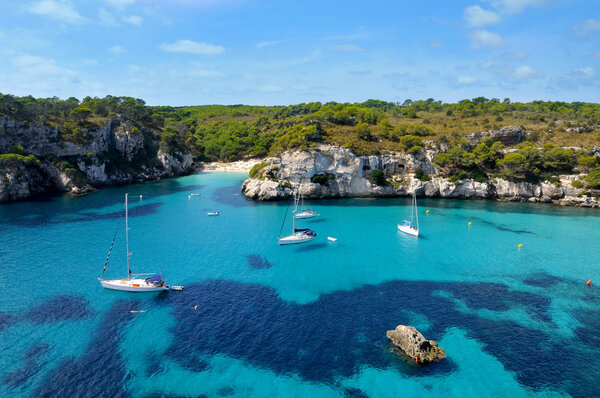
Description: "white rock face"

(115, 127), (145, 161)
(240, 145), (600, 207)
(157, 149), (193, 175)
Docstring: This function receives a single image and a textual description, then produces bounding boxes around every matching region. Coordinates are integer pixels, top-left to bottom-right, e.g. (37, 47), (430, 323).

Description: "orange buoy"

(586, 280), (592, 286)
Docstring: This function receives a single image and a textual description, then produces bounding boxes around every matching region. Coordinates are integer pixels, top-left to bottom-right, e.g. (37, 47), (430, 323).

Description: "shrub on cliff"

(369, 169), (386, 186)
(0, 153), (40, 167)
(584, 171), (600, 189)
(414, 169), (430, 181)
(249, 161), (269, 178)
(311, 173), (335, 186)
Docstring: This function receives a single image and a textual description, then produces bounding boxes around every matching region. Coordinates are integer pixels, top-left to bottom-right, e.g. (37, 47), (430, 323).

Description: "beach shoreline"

(200, 159), (260, 173)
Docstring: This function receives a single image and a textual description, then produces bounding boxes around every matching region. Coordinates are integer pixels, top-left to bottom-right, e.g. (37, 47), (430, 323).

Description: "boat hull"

(294, 211), (319, 219)
(100, 279), (169, 292)
(278, 234), (316, 245)
(398, 224), (419, 237)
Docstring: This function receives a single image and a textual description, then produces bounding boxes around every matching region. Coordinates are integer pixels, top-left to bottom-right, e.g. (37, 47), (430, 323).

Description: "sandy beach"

(200, 159), (261, 172)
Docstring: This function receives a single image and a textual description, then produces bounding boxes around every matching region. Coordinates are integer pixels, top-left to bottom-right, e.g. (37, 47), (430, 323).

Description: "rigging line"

(101, 209), (124, 278)
(278, 199), (292, 238)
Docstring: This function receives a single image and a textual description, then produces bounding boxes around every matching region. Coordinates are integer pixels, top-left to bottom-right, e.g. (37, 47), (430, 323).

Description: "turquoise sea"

(0, 172), (599, 397)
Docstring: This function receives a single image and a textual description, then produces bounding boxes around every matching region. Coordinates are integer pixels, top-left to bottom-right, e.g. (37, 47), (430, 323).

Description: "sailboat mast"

(415, 193), (419, 230)
(125, 193), (131, 278)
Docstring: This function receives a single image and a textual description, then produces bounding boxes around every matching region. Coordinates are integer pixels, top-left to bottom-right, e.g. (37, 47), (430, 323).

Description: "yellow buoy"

(468, 222), (472, 226)
(426, 210), (430, 214)
(518, 244), (523, 248)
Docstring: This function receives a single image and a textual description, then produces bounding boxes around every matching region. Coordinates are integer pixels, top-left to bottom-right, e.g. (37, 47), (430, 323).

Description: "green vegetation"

(1, 93), (600, 187)
(369, 169), (386, 186)
(0, 153), (40, 167)
(249, 161), (269, 178)
(414, 169), (430, 181)
(311, 173), (336, 186)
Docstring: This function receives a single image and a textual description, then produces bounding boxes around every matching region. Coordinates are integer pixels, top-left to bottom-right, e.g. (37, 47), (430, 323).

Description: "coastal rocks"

(157, 149), (193, 175)
(0, 162), (53, 202)
(386, 325), (446, 364)
(0, 116), (197, 203)
(115, 127), (145, 161)
(241, 146), (600, 207)
(466, 126), (527, 146)
(241, 179), (293, 200)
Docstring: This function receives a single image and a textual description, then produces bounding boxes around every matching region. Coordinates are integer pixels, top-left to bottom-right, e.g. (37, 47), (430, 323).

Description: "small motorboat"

(207, 211), (219, 216)
(327, 236), (338, 242)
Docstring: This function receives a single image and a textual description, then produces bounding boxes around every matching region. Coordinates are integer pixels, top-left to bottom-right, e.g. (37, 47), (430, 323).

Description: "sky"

(0, 0), (599, 106)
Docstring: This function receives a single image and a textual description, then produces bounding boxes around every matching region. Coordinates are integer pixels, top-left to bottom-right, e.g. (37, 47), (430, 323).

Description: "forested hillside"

(1, 93), (600, 188)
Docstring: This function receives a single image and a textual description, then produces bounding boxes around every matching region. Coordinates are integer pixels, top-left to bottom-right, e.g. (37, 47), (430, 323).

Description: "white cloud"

(573, 67), (595, 80)
(122, 15), (143, 26)
(470, 30), (506, 49)
(109, 45), (126, 54)
(464, 6), (500, 27)
(328, 44), (364, 52)
(11, 54), (74, 76)
(486, 0), (553, 15)
(512, 65), (541, 80)
(28, 0), (85, 24)
(159, 39), (225, 55)
(458, 76), (477, 84)
(571, 19), (600, 38)
(255, 40), (284, 49)
(98, 8), (117, 26)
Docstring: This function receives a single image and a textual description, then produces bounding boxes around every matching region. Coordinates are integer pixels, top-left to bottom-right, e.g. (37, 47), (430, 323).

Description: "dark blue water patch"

(574, 309), (600, 350)
(24, 295), (94, 324)
(246, 255), (272, 269)
(177, 354), (210, 373)
(3, 342), (52, 389)
(34, 300), (139, 398)
(159, 279), (600, 398)
(439, 283), (552, 322)
(216, 386), (235, 396)
(145, 351), (166, 378)
(212, 182), (256, 207)
(0, 312), (16, 333)
(143, 393), (208, 398)
(64, 202), (163, 224)
(343, 388), (369, 398)
(523, 272), (567, 288)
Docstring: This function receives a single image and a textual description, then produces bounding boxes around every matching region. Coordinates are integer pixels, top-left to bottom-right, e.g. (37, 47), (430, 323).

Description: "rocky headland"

(241, 138), (600, 208)
(0, 117), (194, 203)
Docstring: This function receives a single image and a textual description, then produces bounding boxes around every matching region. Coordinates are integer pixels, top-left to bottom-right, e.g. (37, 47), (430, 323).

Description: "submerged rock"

(386, 325), (446, 364)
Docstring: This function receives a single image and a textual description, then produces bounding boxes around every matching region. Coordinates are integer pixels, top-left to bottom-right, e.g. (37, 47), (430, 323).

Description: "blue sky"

(0, 0), (599, 106)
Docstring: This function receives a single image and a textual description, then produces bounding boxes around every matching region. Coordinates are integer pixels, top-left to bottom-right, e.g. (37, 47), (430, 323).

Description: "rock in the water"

(386, 325), (446, 364)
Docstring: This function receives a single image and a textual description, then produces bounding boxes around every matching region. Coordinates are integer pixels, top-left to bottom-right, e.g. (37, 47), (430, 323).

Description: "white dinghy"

(398, 191), (419, 237)
(99, 193), (170, 292)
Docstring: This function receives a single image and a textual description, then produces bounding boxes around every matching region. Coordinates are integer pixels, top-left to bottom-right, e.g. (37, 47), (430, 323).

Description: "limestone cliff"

(0, 117), (195, 202)
(241, 145), (600, 207)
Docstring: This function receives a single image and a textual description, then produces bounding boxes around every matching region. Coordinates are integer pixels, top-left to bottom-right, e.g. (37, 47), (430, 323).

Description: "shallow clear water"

(0, 172), (599, 397)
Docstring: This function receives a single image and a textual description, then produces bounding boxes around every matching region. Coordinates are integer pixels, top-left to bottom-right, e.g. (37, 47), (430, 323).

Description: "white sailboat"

(294, 186), (319, 219)
(278, 182), (316, 245)
(99, 193), (170, 292)
(398, 191), (419, 237)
